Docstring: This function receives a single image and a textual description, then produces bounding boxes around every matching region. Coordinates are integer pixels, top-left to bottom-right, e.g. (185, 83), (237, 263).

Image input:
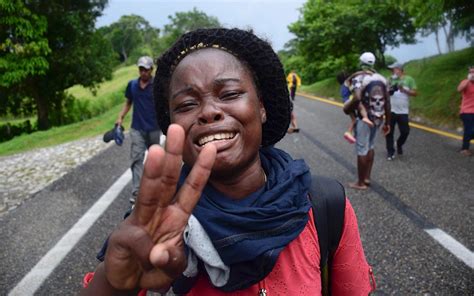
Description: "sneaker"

(387, 154), (395, 161)
(129, 196), (136, 204)
(460, 149), (472, 156)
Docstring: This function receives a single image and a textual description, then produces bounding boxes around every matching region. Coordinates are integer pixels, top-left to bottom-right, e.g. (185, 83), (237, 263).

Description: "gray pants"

(130, 128), (161, 196)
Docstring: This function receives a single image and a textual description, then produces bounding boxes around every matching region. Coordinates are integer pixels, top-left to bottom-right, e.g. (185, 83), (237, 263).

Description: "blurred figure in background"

(116, 56), (161, 203)
(385, 62), (417, 160)
(287, 70), (301, 101)
(287, 70), (301, 133)
(456, 66), (474, 156)
(344, 52), (391, 190)
(342, 53), (378, 144)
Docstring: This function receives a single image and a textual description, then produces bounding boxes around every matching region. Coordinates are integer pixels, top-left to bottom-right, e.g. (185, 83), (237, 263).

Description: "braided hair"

(153, 28), (291, 147)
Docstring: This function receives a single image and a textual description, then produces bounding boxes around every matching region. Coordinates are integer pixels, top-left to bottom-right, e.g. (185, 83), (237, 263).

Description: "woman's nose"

(197, 99), (224, 124)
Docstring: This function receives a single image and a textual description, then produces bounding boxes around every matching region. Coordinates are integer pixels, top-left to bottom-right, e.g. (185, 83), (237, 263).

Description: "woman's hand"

(382, 124), (391, 136)
(103, 124), (217, 291)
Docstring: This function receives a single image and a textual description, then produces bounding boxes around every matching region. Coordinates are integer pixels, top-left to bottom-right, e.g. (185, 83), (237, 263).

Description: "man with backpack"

(344, 52), (391, 190)
(115, 56), (161, 204)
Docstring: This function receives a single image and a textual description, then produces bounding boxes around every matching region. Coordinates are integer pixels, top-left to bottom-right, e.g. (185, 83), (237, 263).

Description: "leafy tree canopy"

(0, 0), (50, 88)
(403, 0), (473, 53)
(100, 14), (159, 63)
(162, 7), (221, 49)
(0, 0), (115, 130)
(288, 0), (416, 81)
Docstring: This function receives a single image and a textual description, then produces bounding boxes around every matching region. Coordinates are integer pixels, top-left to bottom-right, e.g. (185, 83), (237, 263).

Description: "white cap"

(137, 56), (153, 69)
(360, 52), (376, 66)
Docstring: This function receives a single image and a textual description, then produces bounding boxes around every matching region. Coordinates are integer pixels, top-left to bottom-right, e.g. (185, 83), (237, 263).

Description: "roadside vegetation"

(1, 1), (472, 155)
(0, 103), (131, 157)
(301, 47), (474, 128)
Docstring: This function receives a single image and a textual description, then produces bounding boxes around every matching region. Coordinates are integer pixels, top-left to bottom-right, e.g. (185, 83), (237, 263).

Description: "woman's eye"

(174, 101), (197, 112)
(220, 91), (242, 100)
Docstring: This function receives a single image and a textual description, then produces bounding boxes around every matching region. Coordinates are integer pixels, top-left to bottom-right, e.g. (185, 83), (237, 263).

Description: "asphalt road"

(1, 95), (473, 295)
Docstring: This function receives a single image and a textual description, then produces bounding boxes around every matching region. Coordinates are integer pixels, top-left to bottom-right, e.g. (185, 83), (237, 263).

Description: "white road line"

(425, 228), (474, 269)
(8, 169), (131, 296)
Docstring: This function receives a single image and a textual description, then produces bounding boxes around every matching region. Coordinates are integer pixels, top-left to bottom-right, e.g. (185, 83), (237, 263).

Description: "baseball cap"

(137, 56), (154, 69)
(388, 62), (404, 70)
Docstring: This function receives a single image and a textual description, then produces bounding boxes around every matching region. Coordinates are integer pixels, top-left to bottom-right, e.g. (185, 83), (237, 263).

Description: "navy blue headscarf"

(178, 146), (312, 291)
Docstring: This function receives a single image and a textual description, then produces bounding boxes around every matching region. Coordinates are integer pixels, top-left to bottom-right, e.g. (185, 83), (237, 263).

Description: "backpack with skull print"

(360, 73), (388, 125)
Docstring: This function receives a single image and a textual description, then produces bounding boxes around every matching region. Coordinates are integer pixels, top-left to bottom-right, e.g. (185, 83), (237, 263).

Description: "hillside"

(2, 48), (473, 156)
(300, 47), (474, 128)
(0, 66), (136, 156)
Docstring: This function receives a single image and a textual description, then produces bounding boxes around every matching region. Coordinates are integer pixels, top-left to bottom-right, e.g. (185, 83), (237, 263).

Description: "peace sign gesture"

(83, 124), (216, 294)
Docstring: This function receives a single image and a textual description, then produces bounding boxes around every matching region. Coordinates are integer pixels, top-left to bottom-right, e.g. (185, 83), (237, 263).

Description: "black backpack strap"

(309, 175), (346, 296)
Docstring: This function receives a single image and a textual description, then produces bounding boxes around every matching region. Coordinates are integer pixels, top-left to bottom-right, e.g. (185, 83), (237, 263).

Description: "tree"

(100, 14), (160, 63)
(161, 7), (221, 49)
(404, 0), (474, 53)
(0, 0), (50, 116)
(289, 0), (416, 80)
(0, 0), (115, 130)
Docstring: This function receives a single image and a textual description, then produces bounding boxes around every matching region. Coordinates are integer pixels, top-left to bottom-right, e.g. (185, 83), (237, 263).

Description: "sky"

(96, 0), (470, 64)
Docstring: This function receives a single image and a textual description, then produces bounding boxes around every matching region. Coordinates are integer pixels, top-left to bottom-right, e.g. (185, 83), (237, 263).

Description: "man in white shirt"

(385, 63), (417, 160)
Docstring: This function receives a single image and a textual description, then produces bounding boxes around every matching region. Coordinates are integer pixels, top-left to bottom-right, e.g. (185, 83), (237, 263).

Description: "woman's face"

(169, 48), (266, 175)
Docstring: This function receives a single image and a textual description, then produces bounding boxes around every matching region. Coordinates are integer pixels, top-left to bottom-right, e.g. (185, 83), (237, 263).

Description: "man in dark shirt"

(116, 56), (161, 203)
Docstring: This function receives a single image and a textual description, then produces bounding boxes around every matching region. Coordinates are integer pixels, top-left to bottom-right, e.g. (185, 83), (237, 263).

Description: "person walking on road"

(287, 70), (301, 101)
(385, 62), (417, 160)
(81, 28), (375, 295)
(116, 56), (161, 203)
(456, 66), (474, 156)
(286, 70), (301, 133)
(344, 53), (391, 190)
(342, 53), (379, 143)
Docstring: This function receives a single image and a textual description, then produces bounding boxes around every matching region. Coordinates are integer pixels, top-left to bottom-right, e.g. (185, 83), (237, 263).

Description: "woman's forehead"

(179, 48), (245, 71)
(170, 48), (252, 87)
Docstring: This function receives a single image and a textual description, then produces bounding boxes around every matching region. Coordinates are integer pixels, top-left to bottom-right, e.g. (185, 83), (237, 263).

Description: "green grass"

(67, 65), (137, 99)
(0, 104), (131, 156)
(0, 117), (35, 125)
(405, 47), (474, 126)
(300, 77), (340, 100)
(0, 65), (137, 156)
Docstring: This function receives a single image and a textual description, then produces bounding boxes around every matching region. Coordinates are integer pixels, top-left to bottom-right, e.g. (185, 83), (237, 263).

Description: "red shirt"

(187, 199), (374, 296)
(460, 80), (474, 114)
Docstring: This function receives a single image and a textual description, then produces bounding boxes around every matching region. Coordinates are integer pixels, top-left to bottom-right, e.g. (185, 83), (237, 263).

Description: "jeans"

(386, 112), (410, 156)
(130, 128), (161, 196)
(461, 113), (474, 150)
(355, 119), (379, 156)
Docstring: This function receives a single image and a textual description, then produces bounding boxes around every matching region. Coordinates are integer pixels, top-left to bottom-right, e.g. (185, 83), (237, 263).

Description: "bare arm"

(399, 86), (417, 97)
(116, 99), (132, 126)
(457, 79), (469, 93)
(343, 88), (361, 114)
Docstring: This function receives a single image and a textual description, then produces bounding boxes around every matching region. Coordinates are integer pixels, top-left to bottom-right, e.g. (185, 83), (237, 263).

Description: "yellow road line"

(298, 92), (469, 142)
